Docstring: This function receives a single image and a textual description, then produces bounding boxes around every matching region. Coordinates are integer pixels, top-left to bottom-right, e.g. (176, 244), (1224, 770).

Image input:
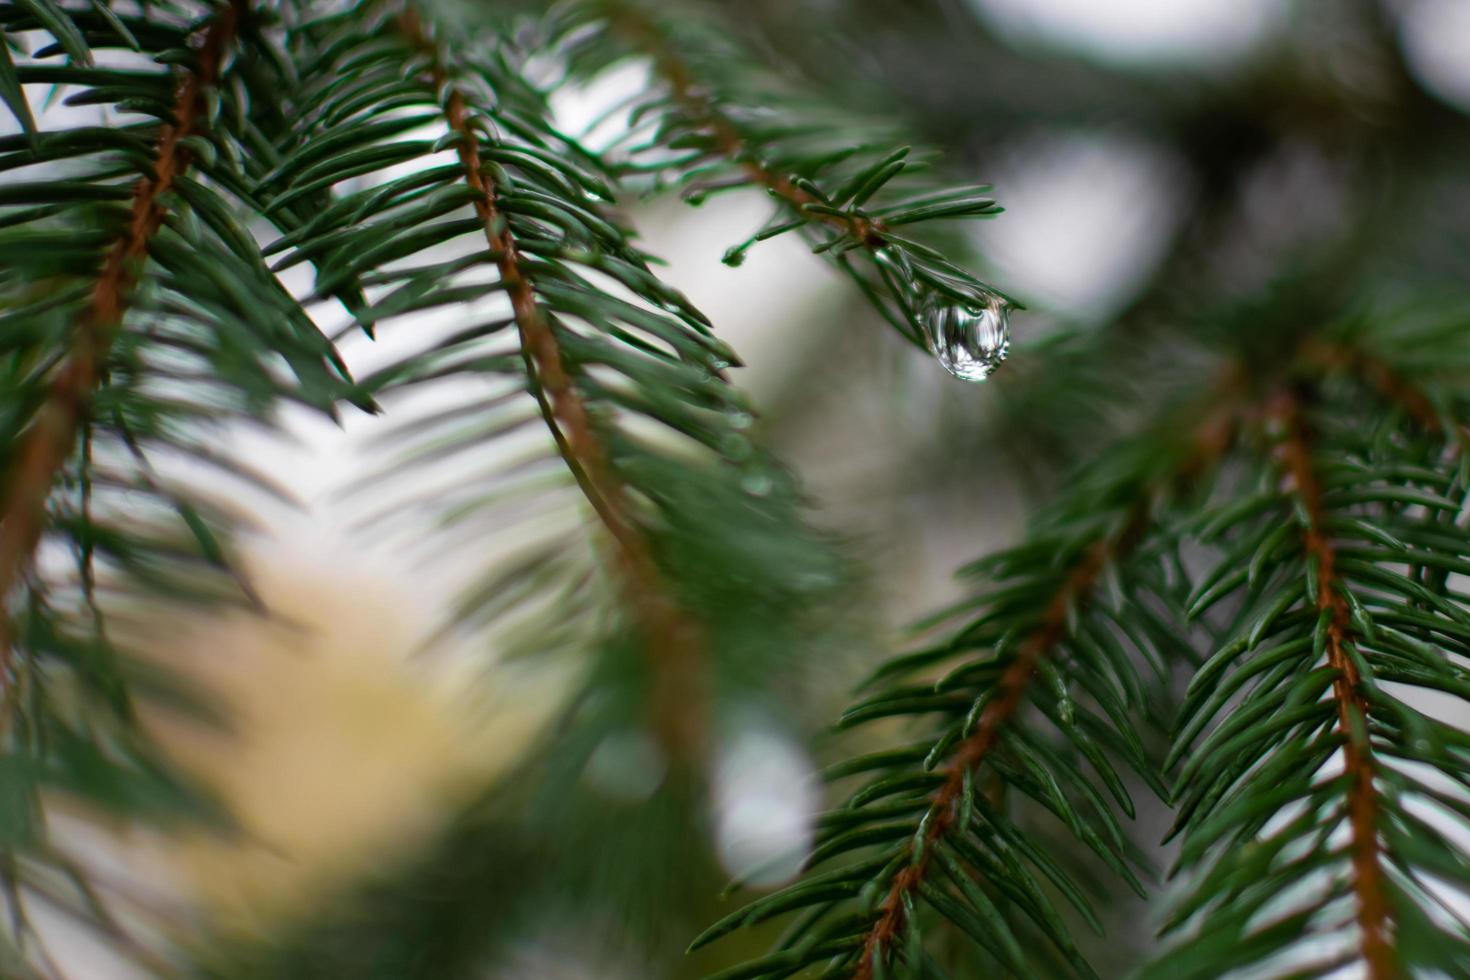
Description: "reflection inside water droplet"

(919, 292), (1011, 382)
(872, 245), (914, 283)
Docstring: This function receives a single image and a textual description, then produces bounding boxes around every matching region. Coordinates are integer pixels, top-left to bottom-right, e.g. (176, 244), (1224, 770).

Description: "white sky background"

(1397, 0), (1470, 109)
(967, 129), (1189, 322)
(967, 0), (1287, 67)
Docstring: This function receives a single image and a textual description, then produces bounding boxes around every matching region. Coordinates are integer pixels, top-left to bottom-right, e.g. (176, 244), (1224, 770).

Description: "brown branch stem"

(1301, 340), (1462, 447)
(854, 533), (1116, 979)
(854, 383), (1242, 978)
(1269, 387), (1396, 980)
(0, 0), (247, 679)
(396, 7), (702, 757)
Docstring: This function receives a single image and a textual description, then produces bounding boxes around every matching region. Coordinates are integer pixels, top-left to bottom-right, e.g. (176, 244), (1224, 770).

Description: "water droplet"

(740, 470), (774, 497)
(919, 292), (1011, 382)
(795, 569), (839, 592)
(728, 410), (754, 430)
(872, 245), (912, 281)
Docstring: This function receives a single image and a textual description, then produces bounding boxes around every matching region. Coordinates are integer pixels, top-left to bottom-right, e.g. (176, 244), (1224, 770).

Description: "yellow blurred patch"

(129, 548), (562, 936)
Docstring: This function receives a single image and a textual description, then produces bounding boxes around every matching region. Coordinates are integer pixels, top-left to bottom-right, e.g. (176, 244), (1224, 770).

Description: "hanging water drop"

(919, 292), (1011, 382)
(740, 470), (774, 497)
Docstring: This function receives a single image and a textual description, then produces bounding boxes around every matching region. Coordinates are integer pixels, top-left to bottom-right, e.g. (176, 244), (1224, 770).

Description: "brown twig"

(854, 535), (1116, 979)
(853, 385), (1242, 978)
(603, 2), (884, 249)
(1302, 340), (1458, 446)
(396, 8), (702, 756)
(0, 0), (247, 679)
(1270, 387), (1396, 980)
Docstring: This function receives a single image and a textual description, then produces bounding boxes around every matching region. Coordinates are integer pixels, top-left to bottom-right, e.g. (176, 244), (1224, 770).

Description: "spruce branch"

(249, 4), (855, 815)
(1156, 332), (1470, 978)
(546, 0), (1011, 355)
(853, 527), (1132, 980)
(0, 1), (365, 968)
(0, 0), (246, 675)
(854, 386), (1240, 978)
(393, 3), (703, 755)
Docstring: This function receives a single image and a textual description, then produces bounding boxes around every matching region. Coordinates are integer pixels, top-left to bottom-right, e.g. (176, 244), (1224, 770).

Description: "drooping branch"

(1269, 387), (1395, 980)
(601, 1), (884, 249)
(395, 7), (702, 755)
(0, 0), (248, 673)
